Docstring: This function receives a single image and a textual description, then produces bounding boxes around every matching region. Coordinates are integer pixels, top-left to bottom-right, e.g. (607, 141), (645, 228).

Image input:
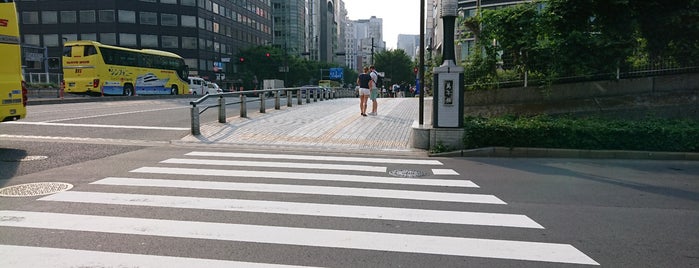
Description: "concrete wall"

(462, 73), (699, 118)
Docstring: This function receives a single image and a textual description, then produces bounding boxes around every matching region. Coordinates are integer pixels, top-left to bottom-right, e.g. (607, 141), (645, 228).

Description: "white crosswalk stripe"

(0, 151), (599, 266)
(92, 177), (500, 204)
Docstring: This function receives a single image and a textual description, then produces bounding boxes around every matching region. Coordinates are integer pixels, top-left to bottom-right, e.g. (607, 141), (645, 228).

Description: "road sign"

(329, 68), (343, 80)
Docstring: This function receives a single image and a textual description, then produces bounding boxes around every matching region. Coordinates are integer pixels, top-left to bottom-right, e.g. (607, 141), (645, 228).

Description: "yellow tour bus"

(0, 0), (27, 122)
(62, 40), (189, 96)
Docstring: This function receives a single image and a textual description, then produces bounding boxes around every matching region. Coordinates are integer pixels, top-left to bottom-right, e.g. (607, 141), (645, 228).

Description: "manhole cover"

(0, 182), (73, 197)
(389, 169), (427, 178)
(0, 155), (48, 162)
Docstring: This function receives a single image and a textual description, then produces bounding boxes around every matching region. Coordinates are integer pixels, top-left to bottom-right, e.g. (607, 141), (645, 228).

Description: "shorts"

(370, 88), (379, 100)
(359, 88), (370, 96)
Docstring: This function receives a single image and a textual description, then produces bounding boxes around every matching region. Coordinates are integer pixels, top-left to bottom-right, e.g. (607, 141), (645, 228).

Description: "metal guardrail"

(189, 87), (356, 135)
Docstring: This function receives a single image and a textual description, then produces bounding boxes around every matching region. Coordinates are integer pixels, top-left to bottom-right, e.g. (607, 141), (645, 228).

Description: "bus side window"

(84, 46), (97, 56)
(63, 46), (72, 57)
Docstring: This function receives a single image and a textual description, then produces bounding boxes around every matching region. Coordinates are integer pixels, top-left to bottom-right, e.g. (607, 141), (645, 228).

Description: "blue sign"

(329, 68), (343, 80)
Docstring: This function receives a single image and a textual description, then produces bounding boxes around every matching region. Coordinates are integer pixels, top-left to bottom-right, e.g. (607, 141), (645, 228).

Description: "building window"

(213, 22), (219, 33)
(119, 33), (137, 46)
(60, 11), (76, 23)
(79, 10), (96, 23)
(22, 11), (39, 24)
(182, 36), (197, 49)
(181, 0), (195, 6)
(161, 13), (178, 26)
(141, 34), (158, 47)
(181, 15), (196, 27)
(62, 34), (78, 42)
(161, 0), (177, 4)
(43, 34), (59, 47)
(80, 33), (97, 41)
(118, 10), (136, 23)
(100, 33), (117, 45)
(140, 0), (156, 2)
(99, 10), (115, 23)
(162, 36), (179, 48)
(41, 11), (58, 24)
(140, 12), (157, 25)
(24, 34), (40, 46)
(198, 17), (205, 29)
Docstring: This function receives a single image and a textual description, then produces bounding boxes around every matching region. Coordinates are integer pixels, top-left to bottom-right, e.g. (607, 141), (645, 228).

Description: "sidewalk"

(179, 97), (432, 156)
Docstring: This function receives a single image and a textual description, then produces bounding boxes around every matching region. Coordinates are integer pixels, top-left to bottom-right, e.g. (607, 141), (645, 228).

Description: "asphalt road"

(0, 97), (697, 267)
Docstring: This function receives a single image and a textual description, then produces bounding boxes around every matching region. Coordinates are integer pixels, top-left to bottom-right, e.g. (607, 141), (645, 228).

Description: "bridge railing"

(189, 87), (355, 135)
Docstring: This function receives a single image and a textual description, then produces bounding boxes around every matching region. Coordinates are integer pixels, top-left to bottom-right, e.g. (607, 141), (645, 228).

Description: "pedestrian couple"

(356, 65), (380, 116)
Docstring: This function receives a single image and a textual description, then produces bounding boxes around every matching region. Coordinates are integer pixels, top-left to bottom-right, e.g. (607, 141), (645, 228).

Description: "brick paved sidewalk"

(179, 97), (431, 155)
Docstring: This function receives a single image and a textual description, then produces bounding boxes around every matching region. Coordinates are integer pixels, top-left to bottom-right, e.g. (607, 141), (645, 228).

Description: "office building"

(17, 0), (272, 86)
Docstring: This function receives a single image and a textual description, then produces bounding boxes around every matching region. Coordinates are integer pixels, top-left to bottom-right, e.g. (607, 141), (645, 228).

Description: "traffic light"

(265, 52), (270, 58)
(239, 57), (245, 63)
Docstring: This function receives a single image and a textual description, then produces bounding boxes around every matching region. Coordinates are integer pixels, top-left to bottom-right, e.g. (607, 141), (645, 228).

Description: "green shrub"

(463, 115), (699, 152)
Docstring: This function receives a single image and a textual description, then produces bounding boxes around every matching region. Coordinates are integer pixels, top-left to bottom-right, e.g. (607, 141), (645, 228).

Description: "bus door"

(0, 0), (26, 122)
(62, 44), (100, 94)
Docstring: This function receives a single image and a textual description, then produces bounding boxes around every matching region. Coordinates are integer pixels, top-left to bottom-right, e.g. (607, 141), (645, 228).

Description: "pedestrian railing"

(189, 87), (356, 135)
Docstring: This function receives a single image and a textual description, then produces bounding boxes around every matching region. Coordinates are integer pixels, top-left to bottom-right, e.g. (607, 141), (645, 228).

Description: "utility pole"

(371, 37), (374, 65)
(418, 0), (425, 125)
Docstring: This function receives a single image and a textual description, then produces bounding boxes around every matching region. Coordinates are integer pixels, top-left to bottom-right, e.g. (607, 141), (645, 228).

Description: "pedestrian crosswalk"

(0, 151), (599, 267)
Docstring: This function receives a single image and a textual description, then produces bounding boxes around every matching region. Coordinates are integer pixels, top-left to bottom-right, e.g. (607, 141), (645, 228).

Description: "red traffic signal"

(265, 52), (270, 57)
(239, 57), (245, 63)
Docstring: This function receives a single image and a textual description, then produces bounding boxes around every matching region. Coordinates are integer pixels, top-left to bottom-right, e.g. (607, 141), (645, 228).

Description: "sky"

(343, 0), (421, 49)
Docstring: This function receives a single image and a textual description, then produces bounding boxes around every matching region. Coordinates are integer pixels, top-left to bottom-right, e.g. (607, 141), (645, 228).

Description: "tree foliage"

(235, 46), (353, 88)
(373, 49), (415, 88)
(461, 0), (699, 89)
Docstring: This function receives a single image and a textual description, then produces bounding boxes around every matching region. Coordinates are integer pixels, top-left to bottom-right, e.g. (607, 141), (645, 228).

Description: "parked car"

(188, 77), (206, 95)
(206, 82), (222, 94)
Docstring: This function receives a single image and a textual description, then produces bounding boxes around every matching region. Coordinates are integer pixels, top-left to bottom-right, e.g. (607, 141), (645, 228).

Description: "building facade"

(351, 16), (383, 71)
(17, 0), (272, 86)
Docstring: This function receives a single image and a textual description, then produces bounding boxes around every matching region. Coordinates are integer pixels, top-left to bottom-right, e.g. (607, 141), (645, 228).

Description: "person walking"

(369, 65), (381, 115)
(356, 66), (373, 116)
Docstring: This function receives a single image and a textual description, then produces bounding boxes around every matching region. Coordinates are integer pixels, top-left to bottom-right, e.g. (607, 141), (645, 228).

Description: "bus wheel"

(123, 85), (134, 96)
(170, 85), (178, 95)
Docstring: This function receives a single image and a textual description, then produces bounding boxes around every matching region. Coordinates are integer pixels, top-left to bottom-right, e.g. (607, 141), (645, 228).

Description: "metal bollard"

(191, 106), (200, 135)
(320, 89), (324, 101)
(313, 89), (317, 102)
(287, 90), (292, 107)
(260, 91), (266, 113)
(218, 95), (226, 123)
(240, 94), (247, 117)
(306, 89), (310, 104)
(275, 90), (280, 110)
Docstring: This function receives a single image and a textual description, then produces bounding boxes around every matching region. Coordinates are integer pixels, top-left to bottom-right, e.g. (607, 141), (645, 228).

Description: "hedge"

(463, 115), (699, 152)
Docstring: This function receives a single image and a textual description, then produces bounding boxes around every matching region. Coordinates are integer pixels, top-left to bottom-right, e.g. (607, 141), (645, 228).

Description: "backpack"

(372, 71), (383, 88)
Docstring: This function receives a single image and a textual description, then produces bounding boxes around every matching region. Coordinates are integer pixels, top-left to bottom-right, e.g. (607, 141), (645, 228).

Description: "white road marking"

(432, 169), (460, 175)
(162, 158), (387, 173)
(130, 167), (479, 188)
(2, 121), (188, 131)
(0, 134), (170, 146)
(0, 211), (598, 265)
(93, 177), (494, 204)
(185, 151), (444, 165)
(43, 106), (185, 123)
(41, 191), (533, 227)
(0, 245), (316, 268)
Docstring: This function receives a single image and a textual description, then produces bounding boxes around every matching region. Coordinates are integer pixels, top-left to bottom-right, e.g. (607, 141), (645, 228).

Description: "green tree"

(373, 49), (414, 89)
(630, 0), (699, 65)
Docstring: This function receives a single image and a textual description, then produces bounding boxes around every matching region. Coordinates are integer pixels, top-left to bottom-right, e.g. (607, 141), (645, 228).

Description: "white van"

(206, 82), (222, 94)
(188, 77), (206, 95)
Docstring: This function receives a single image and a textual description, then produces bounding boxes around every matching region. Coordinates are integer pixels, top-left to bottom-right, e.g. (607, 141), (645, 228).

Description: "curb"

(27, 94), (195, 105)
(430, 147), (699, 161)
